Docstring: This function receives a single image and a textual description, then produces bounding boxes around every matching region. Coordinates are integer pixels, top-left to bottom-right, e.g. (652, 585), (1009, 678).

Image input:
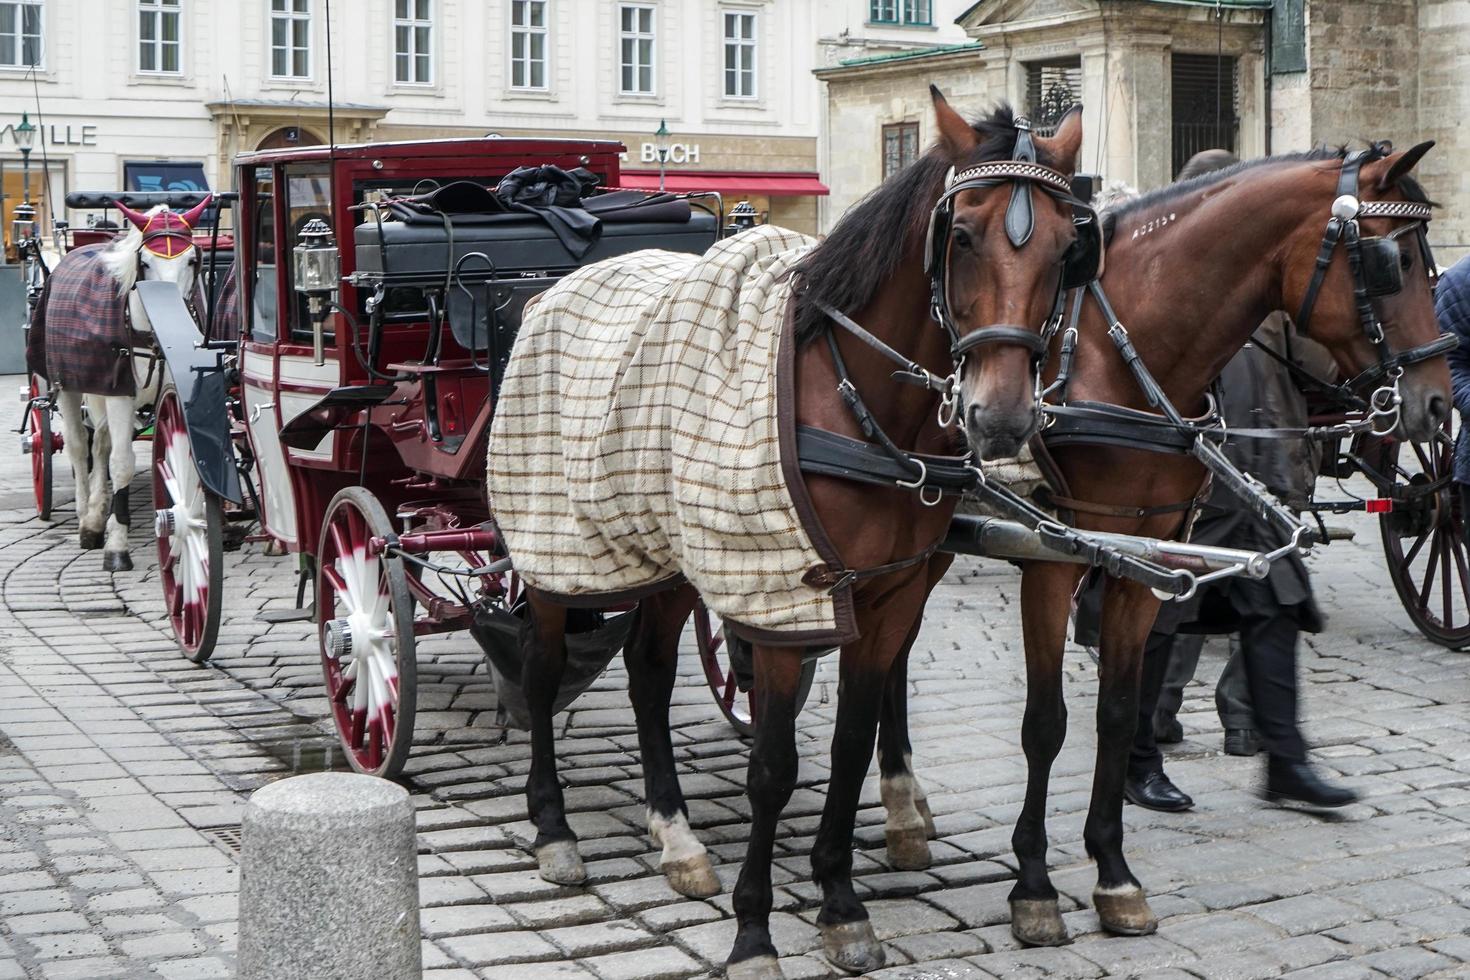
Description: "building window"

(871, 0), (930, 25)
(618, 4), (654, 95)
(722, 10), (754, 99)
(270, 0), (311, 79)
(393, 0), (432, 85)
(1171, 52), (1239, 177)
(138, 0), (182, 74)
(510, 0), (547, 90)
(1024, 58), (1083, 138)
(882, 122), (919, 180)
(0, 0), (42, 69)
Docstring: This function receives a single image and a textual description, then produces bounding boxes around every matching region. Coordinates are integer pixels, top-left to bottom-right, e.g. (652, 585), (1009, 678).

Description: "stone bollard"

(239, 772), (421, 980)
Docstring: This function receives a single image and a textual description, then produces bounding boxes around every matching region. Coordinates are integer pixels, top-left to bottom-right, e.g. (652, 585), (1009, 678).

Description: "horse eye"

(1400, 249), (1413, 271)
(953, 228), (973, 252)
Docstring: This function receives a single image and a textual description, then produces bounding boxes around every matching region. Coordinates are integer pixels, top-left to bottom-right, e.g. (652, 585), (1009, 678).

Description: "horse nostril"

(1428, 394), (1449, 426)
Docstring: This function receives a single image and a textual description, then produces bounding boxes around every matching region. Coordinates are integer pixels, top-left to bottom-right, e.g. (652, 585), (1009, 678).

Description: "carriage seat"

(354, 197), (718, 353)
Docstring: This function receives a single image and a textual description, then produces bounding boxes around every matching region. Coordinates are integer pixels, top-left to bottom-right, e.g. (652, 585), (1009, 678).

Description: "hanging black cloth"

(495, 165), (603, 258)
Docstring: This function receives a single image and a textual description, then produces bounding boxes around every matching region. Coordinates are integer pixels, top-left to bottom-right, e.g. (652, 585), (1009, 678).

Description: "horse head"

(104, 196), (210, 302)
(928, 91), (1090, 461)
(1278, 142), (1449, 442)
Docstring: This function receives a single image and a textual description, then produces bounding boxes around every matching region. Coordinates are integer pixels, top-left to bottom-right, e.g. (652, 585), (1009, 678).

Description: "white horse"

(55, 198), (208, 571)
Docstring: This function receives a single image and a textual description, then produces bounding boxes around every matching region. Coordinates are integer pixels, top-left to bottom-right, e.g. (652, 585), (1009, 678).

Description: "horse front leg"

(1009, 560), (1084, 946)
(1086, 575), (1162, 936)
(521, 595), (583, 884)
(101, 395), (138, 571)
(57, 391), (100, 547)
(727, 643), (806, 980)
(624, 584), (719, 898)
(877, 554), (950, 871)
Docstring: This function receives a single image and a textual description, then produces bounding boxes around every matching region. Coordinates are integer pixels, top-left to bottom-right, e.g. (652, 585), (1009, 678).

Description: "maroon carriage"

(197, 135), (808, 778)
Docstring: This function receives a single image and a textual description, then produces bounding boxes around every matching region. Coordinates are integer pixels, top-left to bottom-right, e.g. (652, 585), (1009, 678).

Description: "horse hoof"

(662, 853), (721, 899)
(79, 529), (103, 550)
(1094, 884), (1158, 936)
(102, 551), (133, 573)
(725, 954), (784, 980)
(821, 920), (883, 975)
(534, 840), (587, 885)
(885, 826), (932, 871)
(916, 795), (937, 838)
(1010, 898), (1071, 946)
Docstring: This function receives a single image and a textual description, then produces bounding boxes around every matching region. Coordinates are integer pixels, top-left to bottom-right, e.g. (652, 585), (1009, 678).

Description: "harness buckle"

(895, 457), (929, 491)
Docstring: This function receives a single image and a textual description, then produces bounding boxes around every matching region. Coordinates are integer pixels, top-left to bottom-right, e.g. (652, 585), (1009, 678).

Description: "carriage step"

(1322, 524), (1355, 542)
(257, 606), (315, 624)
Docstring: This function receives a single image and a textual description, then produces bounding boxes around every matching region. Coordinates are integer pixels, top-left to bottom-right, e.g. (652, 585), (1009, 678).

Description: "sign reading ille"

(0, 123), (98, 147)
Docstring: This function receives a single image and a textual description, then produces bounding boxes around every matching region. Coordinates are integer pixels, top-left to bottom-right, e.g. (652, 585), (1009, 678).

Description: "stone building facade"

(816, 0), (1470, 264)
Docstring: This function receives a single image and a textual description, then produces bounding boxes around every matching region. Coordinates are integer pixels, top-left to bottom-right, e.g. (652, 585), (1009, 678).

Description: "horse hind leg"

(57, 392), (101, 548)
(101, 396), (137, 572)
(878, 618), (937, 872)
(521, 596), (584, 885)
(626, 585), (720, 898)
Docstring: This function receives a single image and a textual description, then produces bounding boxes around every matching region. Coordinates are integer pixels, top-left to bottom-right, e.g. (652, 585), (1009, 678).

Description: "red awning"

(617, 171), (830, 197)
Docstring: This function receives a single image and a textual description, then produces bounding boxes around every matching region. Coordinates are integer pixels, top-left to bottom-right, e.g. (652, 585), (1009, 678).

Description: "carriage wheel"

(25, 375), (56, 522)
(317, 487), (418, 779)
(696, 600), (817, 737)
(1378, 418), (1470, 649)
(152, 387), (224, 663)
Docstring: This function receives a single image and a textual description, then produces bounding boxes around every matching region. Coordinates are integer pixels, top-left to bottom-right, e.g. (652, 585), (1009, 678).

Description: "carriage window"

(284, 163), (332, 341)
(249, 171), (278, 343)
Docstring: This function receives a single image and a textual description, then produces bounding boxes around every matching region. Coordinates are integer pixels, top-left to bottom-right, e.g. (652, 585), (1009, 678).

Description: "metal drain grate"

(204, 825), (243, 854)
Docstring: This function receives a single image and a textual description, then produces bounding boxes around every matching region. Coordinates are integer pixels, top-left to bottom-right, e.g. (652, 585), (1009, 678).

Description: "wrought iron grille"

(1025, 58), (1083, 138)
(1172, 53), (1239, 177)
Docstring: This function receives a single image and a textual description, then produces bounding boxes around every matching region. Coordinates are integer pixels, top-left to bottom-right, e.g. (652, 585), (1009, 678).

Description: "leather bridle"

(1293, 147), (1453, 407)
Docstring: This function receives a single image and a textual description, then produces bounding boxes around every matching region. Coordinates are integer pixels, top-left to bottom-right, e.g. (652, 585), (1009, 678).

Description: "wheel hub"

(154, 508), (177, 538)
(19, 432), (32, 455)
(324, 618), (354, 660)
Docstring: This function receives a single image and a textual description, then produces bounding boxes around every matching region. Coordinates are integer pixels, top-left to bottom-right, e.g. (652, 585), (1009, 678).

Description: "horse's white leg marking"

(648, 808), (720, 898)
(102, 395), (137, 559)
(882, 753), (934, 870)
(57, 390), (95, 533)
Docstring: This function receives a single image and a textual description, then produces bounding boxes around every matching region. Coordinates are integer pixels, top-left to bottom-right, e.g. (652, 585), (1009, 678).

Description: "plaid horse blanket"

(488, 226), (855, 644)
(27, 244), (136, 396)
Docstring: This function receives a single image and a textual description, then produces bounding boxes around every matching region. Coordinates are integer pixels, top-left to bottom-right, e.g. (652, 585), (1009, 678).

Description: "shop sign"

(0, 123), (98, 147)
(639, 141), (700, 164)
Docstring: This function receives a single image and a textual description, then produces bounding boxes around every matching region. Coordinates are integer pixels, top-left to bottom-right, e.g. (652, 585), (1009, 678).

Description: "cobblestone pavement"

(3, 378), (1470, 979)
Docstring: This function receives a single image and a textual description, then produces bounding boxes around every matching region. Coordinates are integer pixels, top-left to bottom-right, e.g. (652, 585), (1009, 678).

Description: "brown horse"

(508, 93), (1088, 980)
(877, 141), (1451, 945)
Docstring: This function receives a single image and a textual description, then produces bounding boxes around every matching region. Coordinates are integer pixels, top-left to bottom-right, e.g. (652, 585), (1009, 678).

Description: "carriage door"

(240, 166), (300, 545)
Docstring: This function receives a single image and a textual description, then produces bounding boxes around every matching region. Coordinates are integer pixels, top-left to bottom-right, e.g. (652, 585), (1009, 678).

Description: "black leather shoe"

(1263, 758), (1359, 809)
(1124, 769), (1194, 812)
(1223, 729), (1260, 756)
(1153, 713), (1183, 744)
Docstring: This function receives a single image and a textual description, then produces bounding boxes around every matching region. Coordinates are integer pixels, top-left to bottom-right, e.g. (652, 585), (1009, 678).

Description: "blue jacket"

(1438, 257), (1470, 483)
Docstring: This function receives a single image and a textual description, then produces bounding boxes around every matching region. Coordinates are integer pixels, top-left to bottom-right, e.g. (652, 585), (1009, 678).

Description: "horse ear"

(1374, 140), (1435, 191)
(179, 194), (213, 230)
(113, 200), (150, 231)
(1037, 106), (1083, 175)
(930, 84), (977, 160)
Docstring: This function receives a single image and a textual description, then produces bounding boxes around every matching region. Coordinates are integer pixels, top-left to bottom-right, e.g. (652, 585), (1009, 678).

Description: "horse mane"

(792, 102), (1066, 343)
(1108, 142), (1435, 221)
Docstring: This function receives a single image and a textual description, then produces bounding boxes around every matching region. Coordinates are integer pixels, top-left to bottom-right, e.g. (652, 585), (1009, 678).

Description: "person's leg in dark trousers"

(1153, 633), (1205, 743)
(1232, 581), (1355, 807)
(1215, 636), (1259, 755)
(1124, 630), (1193, 811)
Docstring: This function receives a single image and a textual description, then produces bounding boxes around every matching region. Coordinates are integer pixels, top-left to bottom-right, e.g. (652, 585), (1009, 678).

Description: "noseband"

(1294, 147), (1454, 397)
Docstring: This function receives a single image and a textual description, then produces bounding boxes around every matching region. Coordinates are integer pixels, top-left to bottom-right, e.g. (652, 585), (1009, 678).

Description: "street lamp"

(13, 112), (36, 249)
(654, 119), (670, 192)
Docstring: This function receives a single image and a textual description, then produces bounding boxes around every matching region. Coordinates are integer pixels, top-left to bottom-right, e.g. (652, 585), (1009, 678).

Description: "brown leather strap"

(802, 543), (939, 595)
(1038, 487), (1202, 520)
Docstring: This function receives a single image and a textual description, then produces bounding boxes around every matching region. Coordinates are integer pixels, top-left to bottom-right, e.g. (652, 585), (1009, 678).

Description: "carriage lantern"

(293, 217), (340, 366)
(11, 200), (35, 249)
(724, 201), (759, 237)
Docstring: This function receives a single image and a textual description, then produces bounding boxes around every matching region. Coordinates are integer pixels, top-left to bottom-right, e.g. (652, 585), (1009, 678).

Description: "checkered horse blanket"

(27, 244), (137, 397)
(488, 226), (853, 643)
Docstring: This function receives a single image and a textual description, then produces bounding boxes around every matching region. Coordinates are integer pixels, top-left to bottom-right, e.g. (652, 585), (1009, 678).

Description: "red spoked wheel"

(152, 387), (224, 663)
(23, 375), (59, 521)
(1378, 418), (1470, 649)
(317, 487), (418, 779)
(696, 600), (816, 737)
